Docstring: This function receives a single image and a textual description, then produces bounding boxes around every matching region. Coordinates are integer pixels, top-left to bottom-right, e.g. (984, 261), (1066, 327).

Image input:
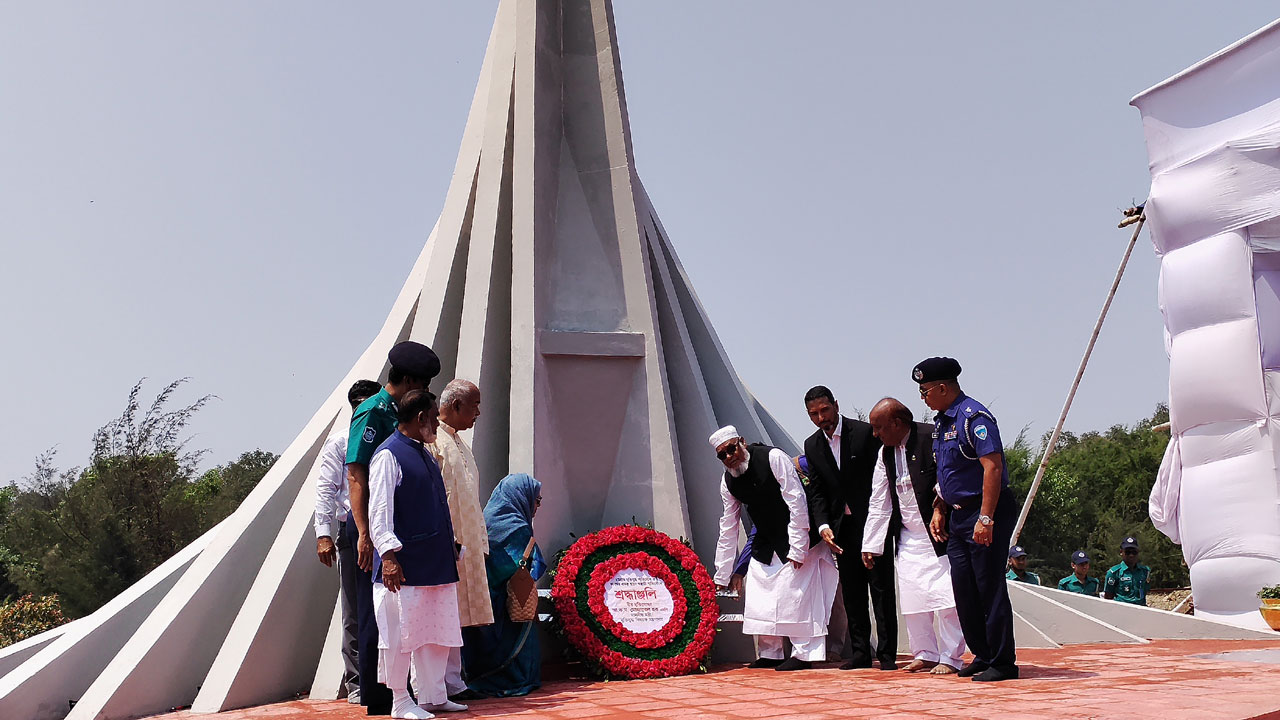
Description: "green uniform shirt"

(1057, 574), (1101, 596)
(1006, 569), (1040, 585)
(1103, 562), (1150, 605)
(346, 388), (399, 467)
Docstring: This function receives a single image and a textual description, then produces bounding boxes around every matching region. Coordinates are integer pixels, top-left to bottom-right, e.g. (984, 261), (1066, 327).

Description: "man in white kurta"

(369, 390), (467, 718)
(428, 379), (492, 698)
(863, 399), (966, 673)
(710, 426), (838, 671)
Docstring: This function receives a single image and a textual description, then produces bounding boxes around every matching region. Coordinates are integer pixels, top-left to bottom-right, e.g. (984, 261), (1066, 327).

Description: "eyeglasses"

(1123, 548), (1138, 554)
(919, 383), (940, 399)
(716, 440), (742, 461)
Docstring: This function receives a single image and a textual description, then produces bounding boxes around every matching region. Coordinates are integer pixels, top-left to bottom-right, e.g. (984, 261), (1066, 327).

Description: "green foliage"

(1258, 585), (1280, 600)
(0, 594), (66, 648)
(0, 380), (277, 619)
(1010, 404), (1184, 588)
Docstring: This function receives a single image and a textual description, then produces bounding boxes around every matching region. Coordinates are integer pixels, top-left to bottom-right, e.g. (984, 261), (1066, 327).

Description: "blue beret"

(912, 357), (962, 384)
(388, 341), (440, 381)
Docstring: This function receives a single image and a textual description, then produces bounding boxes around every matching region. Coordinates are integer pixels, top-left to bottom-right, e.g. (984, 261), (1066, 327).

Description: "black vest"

(884, 423), (947, 557)
(725, 443), (814, 564)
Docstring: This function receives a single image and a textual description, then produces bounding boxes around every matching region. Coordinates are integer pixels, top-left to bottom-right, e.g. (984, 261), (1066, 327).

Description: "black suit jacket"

(884, 422), (948, 557)
(803, 416), (882, 540)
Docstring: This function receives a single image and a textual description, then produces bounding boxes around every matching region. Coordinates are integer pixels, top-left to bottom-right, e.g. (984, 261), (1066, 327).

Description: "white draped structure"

(1135, 19), (1280, 630)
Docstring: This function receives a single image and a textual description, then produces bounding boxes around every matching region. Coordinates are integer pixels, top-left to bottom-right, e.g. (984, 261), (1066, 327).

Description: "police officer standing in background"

(916, 357), (1019, 682)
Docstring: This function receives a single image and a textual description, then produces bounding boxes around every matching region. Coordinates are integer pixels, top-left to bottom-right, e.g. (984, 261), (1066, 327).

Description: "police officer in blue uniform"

(915, 357), (1019, 682)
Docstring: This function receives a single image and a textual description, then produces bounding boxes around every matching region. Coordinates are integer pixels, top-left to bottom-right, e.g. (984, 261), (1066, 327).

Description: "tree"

(1, 380), (277, 617)
(1009, 405), (1184, 588)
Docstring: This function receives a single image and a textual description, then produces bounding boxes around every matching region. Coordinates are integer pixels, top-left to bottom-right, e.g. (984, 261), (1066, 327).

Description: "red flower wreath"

(551, 525), (719, 679)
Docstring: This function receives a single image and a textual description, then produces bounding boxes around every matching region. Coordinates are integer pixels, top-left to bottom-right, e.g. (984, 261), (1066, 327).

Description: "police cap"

(388, 341), (441, 382)
(1071, 550), (1089, 565)
(912, 357), (962, 384)
(1008, 545), (1028, 559)
(1120, 536), (1139, 550)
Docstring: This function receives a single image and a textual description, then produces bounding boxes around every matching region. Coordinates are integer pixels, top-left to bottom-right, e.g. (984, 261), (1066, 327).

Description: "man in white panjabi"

(863, 398), (966, 674)
(427, 379), (492, 698)
(369, 390), (467, 718)
(711, 425), (839, 671)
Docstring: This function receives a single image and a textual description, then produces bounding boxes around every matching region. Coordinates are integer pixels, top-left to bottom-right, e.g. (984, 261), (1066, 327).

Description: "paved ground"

(149, 639), (1280, 720)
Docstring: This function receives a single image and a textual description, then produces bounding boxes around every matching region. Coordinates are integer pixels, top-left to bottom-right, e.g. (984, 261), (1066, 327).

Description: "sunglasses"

(716, 440), (742, 461)
(919, 383), (941, 399)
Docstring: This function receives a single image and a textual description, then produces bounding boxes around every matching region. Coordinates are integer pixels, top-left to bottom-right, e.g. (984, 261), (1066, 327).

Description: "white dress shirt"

(714, 447), (811, 585)
(368, 445), (407, 557)
(312, 431), (351, 538)
(817, 419), (848, 536)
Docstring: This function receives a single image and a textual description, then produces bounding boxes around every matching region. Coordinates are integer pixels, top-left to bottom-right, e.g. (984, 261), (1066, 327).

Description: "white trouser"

(903, 607), (965, 668)
(756, 634), (827, 662)
(444, 646), (465, 695)
(384, 644), (450, 707)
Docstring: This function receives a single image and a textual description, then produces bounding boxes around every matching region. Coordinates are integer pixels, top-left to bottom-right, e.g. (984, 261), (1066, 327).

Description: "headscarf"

(483, 473), (546, 581)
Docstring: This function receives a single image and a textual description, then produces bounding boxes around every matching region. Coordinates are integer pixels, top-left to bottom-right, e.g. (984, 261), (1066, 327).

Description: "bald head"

(439, 379), (481, 432)
(868, 397), (913, 447)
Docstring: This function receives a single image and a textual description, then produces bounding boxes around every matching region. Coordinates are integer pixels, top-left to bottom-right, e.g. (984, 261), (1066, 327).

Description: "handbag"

(506, 537), (539, 622)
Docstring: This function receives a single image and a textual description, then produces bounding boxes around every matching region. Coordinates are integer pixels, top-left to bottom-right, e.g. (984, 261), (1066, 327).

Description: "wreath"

(550, 525), (718, 679)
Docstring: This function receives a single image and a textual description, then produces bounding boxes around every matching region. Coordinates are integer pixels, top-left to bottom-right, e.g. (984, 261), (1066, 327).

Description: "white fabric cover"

(1133, 19), (1280, 629)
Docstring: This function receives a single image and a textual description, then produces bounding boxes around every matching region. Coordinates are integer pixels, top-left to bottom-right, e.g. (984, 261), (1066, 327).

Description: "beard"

(727, 457), (750, 477)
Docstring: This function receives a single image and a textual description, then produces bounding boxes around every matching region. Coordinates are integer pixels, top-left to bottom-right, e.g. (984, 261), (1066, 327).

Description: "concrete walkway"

(148, 639), (1280, 720)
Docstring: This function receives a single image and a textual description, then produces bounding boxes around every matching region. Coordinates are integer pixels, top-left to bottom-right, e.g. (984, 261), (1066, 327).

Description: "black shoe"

(878, 660), (899, 671)
(956, 661), (989, 678)
(449, 690), (481, 702)
(840, 658), (873, 670)
(747, 657), (785, 669)
(775, 658), (812, 672)
(365, 705), (391, 717)
(972, 665), (1019, 682)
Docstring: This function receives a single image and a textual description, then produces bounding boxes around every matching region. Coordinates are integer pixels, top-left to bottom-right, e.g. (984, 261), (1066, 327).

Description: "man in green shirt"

(1005, 545), (1040, 585)
(346, 340), (440, 716)
(1057, 550), (1100, 596)
(1104, 536), (1151, 605)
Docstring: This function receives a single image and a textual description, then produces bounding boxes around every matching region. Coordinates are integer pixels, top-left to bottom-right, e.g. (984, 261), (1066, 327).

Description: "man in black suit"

(802, 386), (897, 670)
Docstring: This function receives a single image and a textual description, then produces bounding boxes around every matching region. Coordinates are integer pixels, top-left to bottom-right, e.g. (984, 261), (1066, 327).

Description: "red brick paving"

(148, 640), (1280, 720)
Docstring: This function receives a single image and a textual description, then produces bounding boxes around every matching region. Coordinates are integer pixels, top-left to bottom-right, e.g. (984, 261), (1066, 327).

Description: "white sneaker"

(425, 700), (469, 713)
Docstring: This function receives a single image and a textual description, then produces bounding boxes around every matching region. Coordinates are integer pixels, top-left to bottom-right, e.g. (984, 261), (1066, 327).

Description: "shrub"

(0, 594), (67, 648)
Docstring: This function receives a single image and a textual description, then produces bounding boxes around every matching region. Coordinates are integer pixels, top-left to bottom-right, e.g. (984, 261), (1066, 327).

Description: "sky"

(2, 3), (1278, 484)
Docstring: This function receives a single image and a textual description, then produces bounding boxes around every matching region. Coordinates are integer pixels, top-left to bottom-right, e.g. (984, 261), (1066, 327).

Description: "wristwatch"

(978, 515), (994, 527)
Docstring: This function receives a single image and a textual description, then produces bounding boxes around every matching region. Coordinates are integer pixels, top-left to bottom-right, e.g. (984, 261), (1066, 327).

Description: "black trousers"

(335, 520), (361, 698)
(345, 514), (392, 715)
(837, 521), (897, 666)
(946, 488), (1017, 671)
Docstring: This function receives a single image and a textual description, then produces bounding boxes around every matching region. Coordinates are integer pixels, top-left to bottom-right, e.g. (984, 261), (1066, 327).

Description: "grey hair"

(439, 378), (479, 409)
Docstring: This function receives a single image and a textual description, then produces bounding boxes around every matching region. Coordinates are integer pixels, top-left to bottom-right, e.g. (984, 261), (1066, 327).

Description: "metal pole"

(1009, 213), (1146, 547)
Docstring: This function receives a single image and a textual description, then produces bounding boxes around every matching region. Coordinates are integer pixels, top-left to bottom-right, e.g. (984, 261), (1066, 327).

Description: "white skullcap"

(708, 425), (740, 449)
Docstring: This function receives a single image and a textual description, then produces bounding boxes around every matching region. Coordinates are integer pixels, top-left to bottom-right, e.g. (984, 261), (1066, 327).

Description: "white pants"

(445, 646), (465, 695)
(756, 634), (827, 662)
(903, 607), (965, 668)
(383, 644), (450, 707)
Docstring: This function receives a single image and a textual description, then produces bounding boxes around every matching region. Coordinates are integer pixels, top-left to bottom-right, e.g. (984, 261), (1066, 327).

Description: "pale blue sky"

(2, 3), (1277, 483)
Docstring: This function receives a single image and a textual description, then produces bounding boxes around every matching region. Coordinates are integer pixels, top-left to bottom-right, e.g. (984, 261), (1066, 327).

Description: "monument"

(1136, 18), (1280, 630)
(0, 1), (794, 718)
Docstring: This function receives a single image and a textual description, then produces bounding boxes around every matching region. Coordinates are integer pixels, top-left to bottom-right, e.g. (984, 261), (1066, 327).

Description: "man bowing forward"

(711, 426), (839, 671)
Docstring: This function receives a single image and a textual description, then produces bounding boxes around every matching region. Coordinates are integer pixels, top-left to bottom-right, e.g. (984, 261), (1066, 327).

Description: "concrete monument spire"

(0, 2), (794, 717)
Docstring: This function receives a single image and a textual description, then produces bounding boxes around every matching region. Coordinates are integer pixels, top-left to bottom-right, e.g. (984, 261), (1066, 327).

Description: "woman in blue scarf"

(461, 473), (546, 697)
